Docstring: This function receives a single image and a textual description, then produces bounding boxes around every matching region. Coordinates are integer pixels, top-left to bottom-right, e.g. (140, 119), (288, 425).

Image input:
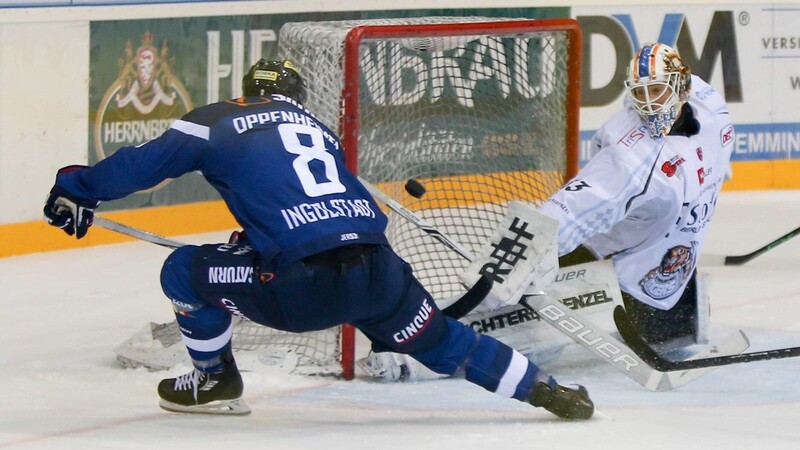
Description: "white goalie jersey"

(540, 75), (734, 311)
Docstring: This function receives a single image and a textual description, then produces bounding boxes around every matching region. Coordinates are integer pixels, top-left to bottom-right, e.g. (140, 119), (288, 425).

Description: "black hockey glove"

(43, 165), (100, 239)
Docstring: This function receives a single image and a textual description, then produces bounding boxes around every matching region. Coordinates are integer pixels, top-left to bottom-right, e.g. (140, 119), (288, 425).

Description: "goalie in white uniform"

(544, 42), (734, 349)
(361, 42), (734, 380)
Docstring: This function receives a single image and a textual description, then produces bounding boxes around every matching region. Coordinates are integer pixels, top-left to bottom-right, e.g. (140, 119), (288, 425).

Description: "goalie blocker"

(459, 200), (560, 311)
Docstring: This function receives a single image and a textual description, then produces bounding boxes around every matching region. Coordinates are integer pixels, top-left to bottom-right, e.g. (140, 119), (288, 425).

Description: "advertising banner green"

(89, 8), (567, 211)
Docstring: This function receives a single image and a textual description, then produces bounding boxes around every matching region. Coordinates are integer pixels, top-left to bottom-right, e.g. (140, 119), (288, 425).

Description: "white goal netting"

(115, 16), (581, 378)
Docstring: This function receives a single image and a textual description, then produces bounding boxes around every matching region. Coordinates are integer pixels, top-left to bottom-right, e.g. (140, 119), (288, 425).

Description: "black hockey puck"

(404, 178), (426, 199)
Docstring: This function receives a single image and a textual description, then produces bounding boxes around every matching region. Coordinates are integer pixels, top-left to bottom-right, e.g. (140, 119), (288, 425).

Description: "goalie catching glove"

(43, 165), (100, 239)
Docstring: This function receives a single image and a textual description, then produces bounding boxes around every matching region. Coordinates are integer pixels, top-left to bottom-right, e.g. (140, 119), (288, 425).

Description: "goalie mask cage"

(115, 17), (581, 380)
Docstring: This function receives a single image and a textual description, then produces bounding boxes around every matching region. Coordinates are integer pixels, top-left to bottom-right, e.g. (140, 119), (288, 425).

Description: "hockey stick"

(614, 305), (800, 370)
(368, 177), (751, 387)
(94, 216), (184, 249)
(517, 294), (750, 391)
(359, 176), (503, 317)
(95, 214), (493, 319)
(441, 273), (494, 319)
(358, 176), (475, 261)
(95, 179), (468, 258)
(700, 225), (800, 266)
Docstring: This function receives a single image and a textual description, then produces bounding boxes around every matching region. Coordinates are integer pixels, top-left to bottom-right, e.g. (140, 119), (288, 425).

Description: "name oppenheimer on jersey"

(57, 93), (389, 264)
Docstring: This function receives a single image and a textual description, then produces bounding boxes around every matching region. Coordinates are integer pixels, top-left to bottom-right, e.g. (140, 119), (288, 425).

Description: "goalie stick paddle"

(515, 294), (738, 391)
(613, 305), (800, 371)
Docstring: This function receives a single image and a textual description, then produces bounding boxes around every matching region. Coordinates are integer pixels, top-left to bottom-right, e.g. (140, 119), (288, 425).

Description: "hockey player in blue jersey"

(43, 59), (593, 419)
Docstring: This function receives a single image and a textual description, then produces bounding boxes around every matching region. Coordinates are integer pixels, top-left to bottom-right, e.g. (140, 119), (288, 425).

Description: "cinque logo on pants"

(393, 299), (434, 344)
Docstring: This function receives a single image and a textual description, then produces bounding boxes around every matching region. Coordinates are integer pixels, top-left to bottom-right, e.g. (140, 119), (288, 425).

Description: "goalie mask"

(625, 43), (691, 139)
(242, 59), (306, 103)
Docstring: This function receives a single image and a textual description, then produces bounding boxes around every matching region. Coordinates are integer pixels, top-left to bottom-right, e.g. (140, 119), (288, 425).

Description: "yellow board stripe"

(722, 160), (800, 190)
(1, 201), (238, 258)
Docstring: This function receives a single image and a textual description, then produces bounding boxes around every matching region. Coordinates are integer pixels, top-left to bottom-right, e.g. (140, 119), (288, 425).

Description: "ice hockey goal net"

(115, 16), (581, 380)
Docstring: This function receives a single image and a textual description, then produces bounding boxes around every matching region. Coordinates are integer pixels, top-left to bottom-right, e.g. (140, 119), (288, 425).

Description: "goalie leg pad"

(696, 272), (710, 344)
(356, 352), (444, 382)
(459, 260), (620, 361)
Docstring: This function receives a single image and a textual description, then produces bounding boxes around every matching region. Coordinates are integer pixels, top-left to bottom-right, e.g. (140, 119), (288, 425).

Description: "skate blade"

(159, 397), (252, 416)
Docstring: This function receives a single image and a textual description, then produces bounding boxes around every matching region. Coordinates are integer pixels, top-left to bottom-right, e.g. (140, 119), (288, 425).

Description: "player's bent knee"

(160, 246), (205, 312)
(409, 317), (480, 376)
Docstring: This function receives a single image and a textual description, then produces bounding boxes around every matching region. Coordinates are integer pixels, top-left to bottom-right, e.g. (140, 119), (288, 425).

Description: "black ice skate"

(529, 379), (594, 420)
(157, 363), (250, 415)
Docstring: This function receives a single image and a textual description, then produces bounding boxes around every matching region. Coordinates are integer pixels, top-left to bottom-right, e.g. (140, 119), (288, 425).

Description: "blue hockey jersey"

(56, 94), (389, 263)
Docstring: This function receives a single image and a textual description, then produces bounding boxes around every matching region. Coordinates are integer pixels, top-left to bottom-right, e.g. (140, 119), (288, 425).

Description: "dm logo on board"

(93, 32), (192, 192)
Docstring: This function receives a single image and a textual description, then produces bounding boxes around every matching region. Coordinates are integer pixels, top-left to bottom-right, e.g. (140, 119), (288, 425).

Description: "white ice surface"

(2, 190), (800, 450)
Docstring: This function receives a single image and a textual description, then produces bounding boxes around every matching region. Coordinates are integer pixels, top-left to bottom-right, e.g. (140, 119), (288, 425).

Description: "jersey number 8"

(278, 123), (346, 198)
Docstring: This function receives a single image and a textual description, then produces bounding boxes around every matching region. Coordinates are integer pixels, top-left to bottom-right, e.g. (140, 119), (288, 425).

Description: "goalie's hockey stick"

(94, 217), (184, 249)
(517, 295), (750, 391)
(614, 305), (800, 371)
(700, 225), (800, 266)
